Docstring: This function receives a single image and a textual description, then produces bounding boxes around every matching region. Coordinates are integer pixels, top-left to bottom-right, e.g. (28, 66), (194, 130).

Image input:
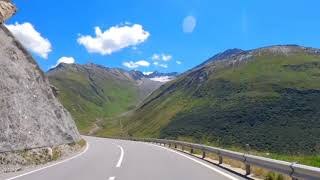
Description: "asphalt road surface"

(2, 136), (246, 180)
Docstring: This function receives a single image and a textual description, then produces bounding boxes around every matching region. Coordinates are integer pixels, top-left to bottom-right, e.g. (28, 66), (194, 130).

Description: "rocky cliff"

(0, 0), (16, 23)
(0, 0), (80, 153)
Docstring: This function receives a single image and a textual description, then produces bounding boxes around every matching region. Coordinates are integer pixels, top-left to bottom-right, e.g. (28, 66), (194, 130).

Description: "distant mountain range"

(109, 45), (320, 154)
(47, 63), (178, 133)
(47, 45), (320, 155)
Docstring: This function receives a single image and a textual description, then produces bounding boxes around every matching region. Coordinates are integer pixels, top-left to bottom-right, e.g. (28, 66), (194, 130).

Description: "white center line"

(116, 145), (124, 168)
(108, 176), (115, 180)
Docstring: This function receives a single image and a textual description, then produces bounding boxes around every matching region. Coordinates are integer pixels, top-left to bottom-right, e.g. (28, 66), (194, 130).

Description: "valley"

(47, 63), (177, 134)
(49, 45), (320, 167)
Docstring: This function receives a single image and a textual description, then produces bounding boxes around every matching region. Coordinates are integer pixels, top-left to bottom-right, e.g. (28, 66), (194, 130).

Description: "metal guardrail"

(113, 137), (320, 180)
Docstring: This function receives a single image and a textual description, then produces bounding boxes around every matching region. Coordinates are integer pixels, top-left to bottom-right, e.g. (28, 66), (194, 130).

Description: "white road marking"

(108, 176), (115, 180)
(116, 145), (124, 168)
(6, 142), (90, 180)
(146, 143), (239, 180)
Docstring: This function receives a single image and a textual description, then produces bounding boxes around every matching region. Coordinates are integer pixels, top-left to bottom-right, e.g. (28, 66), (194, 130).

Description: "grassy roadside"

(174, 136), (320, 168)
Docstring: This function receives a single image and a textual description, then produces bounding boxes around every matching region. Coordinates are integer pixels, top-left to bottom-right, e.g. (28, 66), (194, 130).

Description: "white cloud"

(161, 54), (172, 61)
(151, 54), (160, 60)
(51, 56), (75, 68)
(6, 22), (52, 59)
(150, 76), (174, 82)
(159, 64), (168, 68)
(143, 71), (153, 75)
(176, 60), (182, 65)
(182, 16), (197, 33)
(77, 24), (150, 55)
(152, 53), (172, 61)
(123, 60), (150, 69)
(153, 61), (168, 68)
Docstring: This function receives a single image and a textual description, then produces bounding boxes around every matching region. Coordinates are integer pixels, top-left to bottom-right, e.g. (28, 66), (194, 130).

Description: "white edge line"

(108, 176), (115, 180)
(116, 145), (124, 168)
(6, 142), (90, 180)
(146, 143), (239, 180)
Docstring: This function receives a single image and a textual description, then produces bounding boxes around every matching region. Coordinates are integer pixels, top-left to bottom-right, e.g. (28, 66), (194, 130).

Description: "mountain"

(194, 48), (245, 69)
(118, 45), (320, 154)
(0, 16), (80, 151)
(47, 63), (177, 133)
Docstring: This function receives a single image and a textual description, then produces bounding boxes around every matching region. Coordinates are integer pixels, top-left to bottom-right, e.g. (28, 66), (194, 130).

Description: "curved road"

(2, 136), (246, 180)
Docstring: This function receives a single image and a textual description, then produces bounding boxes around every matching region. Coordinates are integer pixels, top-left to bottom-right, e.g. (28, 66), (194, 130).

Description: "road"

(2, 136), (246, 180)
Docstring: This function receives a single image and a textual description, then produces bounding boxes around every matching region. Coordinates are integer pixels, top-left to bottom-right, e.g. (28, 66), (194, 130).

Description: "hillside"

(47, 63), (176, 133)
(117, 45), (320, 155)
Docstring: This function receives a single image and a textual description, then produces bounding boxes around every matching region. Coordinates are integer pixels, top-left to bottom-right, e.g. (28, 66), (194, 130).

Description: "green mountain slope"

(47, 63), (163, 133)
(119, 45), (320, 155)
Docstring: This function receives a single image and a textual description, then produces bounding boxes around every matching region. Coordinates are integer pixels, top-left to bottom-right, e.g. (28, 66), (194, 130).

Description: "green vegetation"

(48, 65), (141, 134)
(76, 139), (87, 148)
(52, 147), (62, 161)
(49, 46), (320, 167)
(108, 47), (320, 166)
(265, 172), (285, 180)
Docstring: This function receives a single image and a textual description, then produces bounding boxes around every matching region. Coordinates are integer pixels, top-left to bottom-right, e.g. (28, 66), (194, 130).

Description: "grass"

(52, 147), (61, 161)
(105, 51), (320, 167)
(48, 67), (141, 134)
(167, 142), (290, 180)
(76, 139), (87, 148)
(50, 49), (320, 169)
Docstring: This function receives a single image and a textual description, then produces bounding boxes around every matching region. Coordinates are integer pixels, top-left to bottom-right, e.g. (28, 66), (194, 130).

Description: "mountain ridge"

(47, 63), (178, 133)
(113, 44), (320, 155)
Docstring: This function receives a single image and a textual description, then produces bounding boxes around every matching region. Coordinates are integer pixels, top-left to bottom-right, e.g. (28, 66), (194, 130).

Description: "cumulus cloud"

(51, 56), (75, 68)
(152, 53), (172, 61)
(153, 61), (168, 68)
(176, 60), (182, 65)
(161, 54), (172, 61)
(77, 24), (150, 55)
(159, 64), (168, 68)
(6, 22), (52, 59)
(150, 76), (174, 82)
(151, 54), (160, 60)
(123, 60), (150, 68)
(182, 16), (197, 33)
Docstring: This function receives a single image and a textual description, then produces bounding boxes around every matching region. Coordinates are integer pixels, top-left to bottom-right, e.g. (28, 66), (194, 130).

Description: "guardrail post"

(202, 151), (206, 159)
(174, 144), (177, 149)
(290, 162), (298, 180)
(169, 143), (171, 148)
(190, 148), (194, 154)
(181, 146), (184, 151)
(245, 164), (251, 175)
(218, 155), (223, 164)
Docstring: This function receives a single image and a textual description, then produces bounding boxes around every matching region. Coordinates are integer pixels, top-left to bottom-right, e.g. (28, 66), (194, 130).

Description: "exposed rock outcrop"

(0, 0), (81, 153)
(0, 0), (16, 23)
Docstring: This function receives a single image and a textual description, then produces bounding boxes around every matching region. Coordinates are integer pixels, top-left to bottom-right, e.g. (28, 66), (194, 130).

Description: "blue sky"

(6, 0), (320, 73)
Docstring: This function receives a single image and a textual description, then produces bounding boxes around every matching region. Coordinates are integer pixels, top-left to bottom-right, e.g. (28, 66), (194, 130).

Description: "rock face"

(0, 0), (16, 23)
(0, 24), (81, 152)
